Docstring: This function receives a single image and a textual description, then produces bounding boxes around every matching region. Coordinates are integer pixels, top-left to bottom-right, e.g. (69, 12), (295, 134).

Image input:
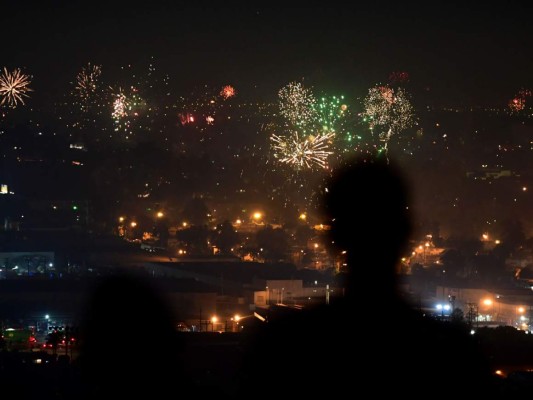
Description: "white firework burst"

(0, 67), (33, 108)
(271, 131), (334, 169)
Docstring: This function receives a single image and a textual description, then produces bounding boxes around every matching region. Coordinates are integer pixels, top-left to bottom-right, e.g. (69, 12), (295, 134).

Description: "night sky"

(2, 1), (533, 106)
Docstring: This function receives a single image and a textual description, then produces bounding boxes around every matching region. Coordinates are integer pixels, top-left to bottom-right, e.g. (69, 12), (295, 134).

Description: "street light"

(233, 314), (241, 332)
(211, 316), (218, 332)
(517, 306), (527, 329)
(481, 298), (494, 322)
(252, 212), (263, 224)
(436, 303), (451, 319)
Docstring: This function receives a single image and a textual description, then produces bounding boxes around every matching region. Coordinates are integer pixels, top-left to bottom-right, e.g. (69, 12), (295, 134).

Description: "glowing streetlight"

(119, 216), (125, 223)
(156, 211), (164, 218)
(182, 221), (188, 228)
(436, 303), (451, 318)
(211, 316), (218, 332)
(299, 213), (307, 221)
(130, 221), (137, 228)
(253, 212), (263, 221)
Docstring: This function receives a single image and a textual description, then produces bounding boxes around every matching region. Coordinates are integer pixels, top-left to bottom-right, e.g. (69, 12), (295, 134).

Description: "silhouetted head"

(323, 156), (412, 292)
(79, 273), (181, 397)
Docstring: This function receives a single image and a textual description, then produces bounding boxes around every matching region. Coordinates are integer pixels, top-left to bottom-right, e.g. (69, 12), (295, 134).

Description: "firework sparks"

(220, 85), (236, 99)
(271, 131), (334, 169)
(389, 71), (410, 84)
(508, 88), (531, 113)
(178, 112), (195, 125)
(0, 67), (33, 108)
(362, 84), (415, 153)
(112, 91), (129, 120)
(278, 82), (317, 130)
(509, 97), (525, 113)
(75, 63), (102, 104)
(314, 95), (346, 133)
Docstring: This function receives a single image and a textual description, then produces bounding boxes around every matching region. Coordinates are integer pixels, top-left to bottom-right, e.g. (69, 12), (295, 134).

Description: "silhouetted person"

(241, 156), (494, 397)
(78, 273), (185, 399)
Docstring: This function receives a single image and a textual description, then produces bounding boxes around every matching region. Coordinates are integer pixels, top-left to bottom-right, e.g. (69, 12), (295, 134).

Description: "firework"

(379, 86), (394, 104)
(220, 85), (236, 99)
(508, 88), (531, 113)
(519, 89), (532, 98)
(0, 67), (33, 108)
(509, 97), (525, 113)
(271, 131), (334, 169)
(178, 112), (195, 125)
(389, 71), (410, 84)
(362, 85), (415, 152)
(112, 91), (129, 120)
(278, 82), (317, 130)
(75, 63), (102, 105)
(314, 95), (346, 133)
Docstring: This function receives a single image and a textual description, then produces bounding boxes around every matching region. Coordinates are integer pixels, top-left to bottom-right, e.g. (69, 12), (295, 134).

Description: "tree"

(46, 328), (63, 355)
(176, 225), (209, 255)
(153, 217), (169, 248)
(294, 225), (314, 247)
(497, 218), (526, 257)
(440, 248), (467, 278)
(451, 308), (465, 324)
(211, 220), (240, 255)
(181, 197), (210, 226)
(256, 225), (289, 263)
